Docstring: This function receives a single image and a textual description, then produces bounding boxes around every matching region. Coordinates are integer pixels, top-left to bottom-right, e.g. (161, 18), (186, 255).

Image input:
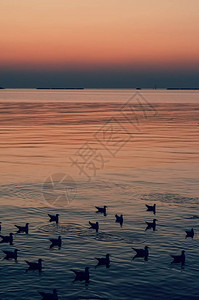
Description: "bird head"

(38, 259), (43, 262)
(104, 206), (107, 208)
(182, 250), (185, 254)
(145, 246), (150, 249)
(153, 219), (157, 222)
(56, 214), (59, 217)
(106, 254), (110, 258)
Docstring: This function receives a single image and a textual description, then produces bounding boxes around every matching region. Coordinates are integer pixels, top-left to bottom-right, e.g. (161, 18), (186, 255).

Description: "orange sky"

(1, 0), (199, 71)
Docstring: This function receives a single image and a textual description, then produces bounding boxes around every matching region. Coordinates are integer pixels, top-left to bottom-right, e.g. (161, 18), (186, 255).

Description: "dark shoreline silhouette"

(36, 87), (84, 90)
(167, 87), (199, 90)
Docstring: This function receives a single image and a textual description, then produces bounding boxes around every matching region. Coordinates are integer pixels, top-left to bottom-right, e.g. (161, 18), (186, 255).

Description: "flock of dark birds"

(0, 204), (195, 300)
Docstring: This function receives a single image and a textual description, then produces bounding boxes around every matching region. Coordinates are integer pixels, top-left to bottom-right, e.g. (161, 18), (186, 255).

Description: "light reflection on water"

(0, 89), (199, 299)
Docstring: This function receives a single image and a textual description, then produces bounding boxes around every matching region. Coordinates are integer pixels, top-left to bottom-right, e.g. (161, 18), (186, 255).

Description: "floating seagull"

(185, 228), (194, 238)
(145, 219), (157, 231)
(15, 223), (29, 234)
(95, 206), (107, 216)
(145, 204), (156, 214)
(89, 221), (99, 232)
(115, 214), (123, 227)
(132, 246), (149, 260)
(49, 236), (62, 248)
(0, 233), (13, 245)
(95, 254), (110, 268)
(3, 249), (19, 260)
(48, 214), (59, 224)
(71, 267), (90, 282)
(25, 258), (43, 271)
(39, 289), (58, 300)
(171, 250), (185, 265)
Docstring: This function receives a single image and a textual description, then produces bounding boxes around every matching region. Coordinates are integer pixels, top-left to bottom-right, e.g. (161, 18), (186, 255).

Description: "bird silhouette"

(49, 236), (62, 249)
(71, 267), (89, 282)
(48, 214), (59, 224)
(132, 246), (149, 260)
(115, 214), (123, 227)
(145, 204), (156, 214)
(145, 219), (157, 231)
(0, 233), (13, 245)
(95, 206), (107, 216)
(89, 221), (99, 232)
(185, 228), (194, 238)
(171, 250), (185, 265)
(25, 258), (43, 272)
(15, 223), (29, 234)
(95, 254), (110, 268)
(39, 289), (58, 300)
(3, 249), (19, 261)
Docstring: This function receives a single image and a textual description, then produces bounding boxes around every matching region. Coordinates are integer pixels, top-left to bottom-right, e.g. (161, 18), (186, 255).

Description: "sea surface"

(0, 89), (199, 300)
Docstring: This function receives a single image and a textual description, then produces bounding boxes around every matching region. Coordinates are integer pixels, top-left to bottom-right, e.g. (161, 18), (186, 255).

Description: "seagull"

(71, 267), (89, 282)
(145, 204), (156, 214)
(95, 254), (110, 268)
(39, 289), (58, 300)
(171, 250), (185, 265)
(3, 249), (19, 260)
(48, 214), (59, 224)
(145, 219), (157, 231)
(115, 214), (123, 226)
(49, 236), (62, 248)
(25, 258), (43, 271)
(89, 221), (99, 232)
(132, 246), (149, 260)
(95, 206), (107, 216)
(0, 233), (13, 244)
(15, 223), (29, 234)
(185, 228), (194, 238)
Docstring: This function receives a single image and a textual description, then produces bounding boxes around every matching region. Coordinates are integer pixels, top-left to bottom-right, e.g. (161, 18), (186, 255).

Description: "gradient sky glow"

(1, 0), (199, 87)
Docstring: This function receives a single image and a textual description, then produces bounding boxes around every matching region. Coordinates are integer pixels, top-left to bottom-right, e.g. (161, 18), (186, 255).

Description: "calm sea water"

(0, 89), (199, 300)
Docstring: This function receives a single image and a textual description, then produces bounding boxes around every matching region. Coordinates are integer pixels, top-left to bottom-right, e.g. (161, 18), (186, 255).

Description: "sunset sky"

(1, 0), (199, 88)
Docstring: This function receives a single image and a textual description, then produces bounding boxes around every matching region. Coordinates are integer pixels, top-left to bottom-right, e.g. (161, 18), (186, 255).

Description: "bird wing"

(95, 257), (100, 262)
(132, 248), (138, 253)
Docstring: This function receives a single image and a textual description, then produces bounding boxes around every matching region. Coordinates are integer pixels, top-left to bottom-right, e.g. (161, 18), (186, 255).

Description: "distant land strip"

(167, 87), (199, 90)
(36, 87), (84, 90)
